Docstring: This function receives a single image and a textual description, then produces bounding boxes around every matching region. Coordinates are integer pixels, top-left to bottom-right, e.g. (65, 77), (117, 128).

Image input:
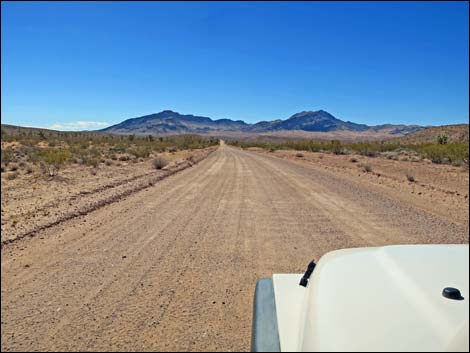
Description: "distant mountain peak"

(101, 109), (424, 137)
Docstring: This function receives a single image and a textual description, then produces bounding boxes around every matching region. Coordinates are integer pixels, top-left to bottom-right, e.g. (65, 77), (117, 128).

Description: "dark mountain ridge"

(101, 109), (425, 136)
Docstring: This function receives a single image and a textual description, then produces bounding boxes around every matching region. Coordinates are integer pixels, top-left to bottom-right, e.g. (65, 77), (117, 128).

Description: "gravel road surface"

(1, 145), (467, 351)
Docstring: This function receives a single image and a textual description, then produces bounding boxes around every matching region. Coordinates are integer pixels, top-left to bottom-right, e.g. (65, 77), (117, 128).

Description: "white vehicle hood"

(275, 244), (469, 352)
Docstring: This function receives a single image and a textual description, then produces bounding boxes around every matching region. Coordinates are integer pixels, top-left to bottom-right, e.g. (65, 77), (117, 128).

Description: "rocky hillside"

(388, 124), (469, 144)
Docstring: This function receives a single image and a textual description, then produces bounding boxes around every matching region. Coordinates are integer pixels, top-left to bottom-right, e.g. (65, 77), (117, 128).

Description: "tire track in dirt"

(38, 153), (232, 351)
(1, 149), (215, 247)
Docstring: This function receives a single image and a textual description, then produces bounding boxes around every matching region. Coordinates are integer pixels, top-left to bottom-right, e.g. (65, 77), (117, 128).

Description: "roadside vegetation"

(1, 127), (218, 177)
(228, 135), (469, 167)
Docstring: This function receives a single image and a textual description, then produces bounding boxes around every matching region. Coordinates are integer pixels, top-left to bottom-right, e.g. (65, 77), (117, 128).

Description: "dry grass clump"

(359, 163), (372, 173)
(406, 173), (415, 182)
(153, 157), (168, 170)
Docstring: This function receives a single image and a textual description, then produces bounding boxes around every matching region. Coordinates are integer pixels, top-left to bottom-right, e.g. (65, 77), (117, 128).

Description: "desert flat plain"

(1, 143), (469, 351)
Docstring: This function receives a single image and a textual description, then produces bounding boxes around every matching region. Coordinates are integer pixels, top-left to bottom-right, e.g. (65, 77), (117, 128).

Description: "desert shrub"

(26, 165), (33, 174)
(6, 172), (17, 180)
(153, 157), (168, 170)
(168, 147), (177, 153)
(437, 134), (449, 145)
(415, 142), (468, 165)
(86, 158), (100, 168)
(296, 152), (304, 158)
(331, 140), (345, 155)
(1, 147), (14, 165)
(105, 159), (113, 166)
(359, 148), (377, 157)
(9, 163), (18, 171)
(118, 155), (130, 161)
(406, 174), (415, 182)
(129, 146), (152, 159)
(36, 148), (71, 176)
(350, 157), (358, 163)
(360, 163), (372, 173)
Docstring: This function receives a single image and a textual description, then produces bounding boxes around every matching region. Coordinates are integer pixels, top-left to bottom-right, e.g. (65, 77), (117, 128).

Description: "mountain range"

(101, 110), (425, 139)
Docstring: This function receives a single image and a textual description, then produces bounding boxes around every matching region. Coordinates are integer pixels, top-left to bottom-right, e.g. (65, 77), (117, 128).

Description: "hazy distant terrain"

(101, 109), (425, 139)
(388, 124), (469, 144)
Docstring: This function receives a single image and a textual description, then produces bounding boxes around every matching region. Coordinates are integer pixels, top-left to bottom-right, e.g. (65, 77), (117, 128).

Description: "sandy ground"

(1, 145), (468, 351)
(250, 148), (469, 227)
(1, 148), (215, 245)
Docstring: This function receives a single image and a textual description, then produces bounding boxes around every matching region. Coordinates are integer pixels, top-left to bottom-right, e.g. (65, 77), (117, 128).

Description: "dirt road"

(1, 145), (467, 351)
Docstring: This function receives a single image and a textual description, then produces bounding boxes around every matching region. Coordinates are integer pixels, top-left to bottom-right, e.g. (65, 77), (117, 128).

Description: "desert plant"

(296, 152), (304, 158)
(350, 157), (358, 163)
(1, 148), (14, 165)
(406, 174), (415, 182)
(6, 172), (17, 180)
(37, 148), (71, 176)
(9, 163), (18, 171)
(361, 163), (372, 173)
(26, 165), (33, 174)
(331, 140), (345, 155)
(153, 157), (168, 170)
(437, 134), (449, 145)
(86, 158), (100, 168)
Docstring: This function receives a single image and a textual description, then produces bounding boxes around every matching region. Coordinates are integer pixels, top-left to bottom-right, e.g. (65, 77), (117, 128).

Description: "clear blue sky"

(1, 1), (469, 130)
